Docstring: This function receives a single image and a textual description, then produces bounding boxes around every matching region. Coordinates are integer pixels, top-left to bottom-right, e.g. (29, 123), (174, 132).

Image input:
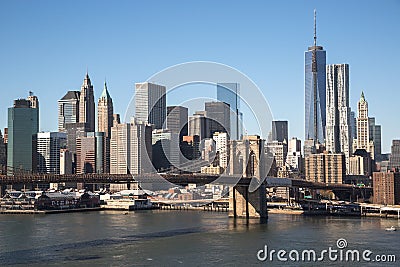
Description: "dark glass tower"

(272, 121), (288, 142)
(7, 96), (39, 174)
(217, 83), (241, 140)
(305, 10), (326, 143)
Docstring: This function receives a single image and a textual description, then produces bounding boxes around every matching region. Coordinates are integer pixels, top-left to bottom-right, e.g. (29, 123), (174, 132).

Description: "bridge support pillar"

(229, 183), (267, 222)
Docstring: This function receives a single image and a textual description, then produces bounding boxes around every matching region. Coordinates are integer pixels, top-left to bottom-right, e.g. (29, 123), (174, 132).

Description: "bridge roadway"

(0, 173), (369, 191)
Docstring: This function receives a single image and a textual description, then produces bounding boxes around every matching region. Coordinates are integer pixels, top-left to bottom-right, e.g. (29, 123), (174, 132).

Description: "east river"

(0, 210), (398, 266)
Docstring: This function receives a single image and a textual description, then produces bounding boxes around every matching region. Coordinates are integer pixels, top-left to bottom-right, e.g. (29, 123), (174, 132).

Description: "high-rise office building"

(188, 111), (208, 140)
(97, 81), (114, 138)
(205, 102), (230, 138)
(95, 132), (109, 174)
(213, 132), (228, 169)
(272, 121), (288, 142)
(37, 132), (66, 174)
(303, 139), (316, 158)
(58, 91), (80, 132)
(65, 122), (90, 155)
(166, 106), (188, 140)
(3, 128), (8, 144)
(326, 64), (352, 172)
(181, 135), (201, 160)
(152, 129), (180, 171)
(135, 82), (166, 129)
(7, 96), (39, 174)
(286, 137), (303, 172)
(76, 131), (110, 174)
(389, 140), (400, 171)
(65, 122), (90, 173)
(356, 92), (369, 150)
(266, 140), (288, 168)
(305, 10), (326, 144)
(79, 73), (95, 132)
(110, 118), (152, 175)
(0, 130), (6, 174)
(350, 110), (356, 140)
(113, 114), (120, 126)
(368, 117), (382, 160)
(217, 83), (242, 140)
(349, 149), (372, 176)
(76, 133), (96, 174)
(60, 149), (72, 175)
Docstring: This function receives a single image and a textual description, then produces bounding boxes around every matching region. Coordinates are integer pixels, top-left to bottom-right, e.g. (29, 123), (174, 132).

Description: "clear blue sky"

(0, 0), (399, 153)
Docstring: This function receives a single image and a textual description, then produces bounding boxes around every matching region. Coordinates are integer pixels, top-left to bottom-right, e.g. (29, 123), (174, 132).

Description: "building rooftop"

(60, 91), (80, 100)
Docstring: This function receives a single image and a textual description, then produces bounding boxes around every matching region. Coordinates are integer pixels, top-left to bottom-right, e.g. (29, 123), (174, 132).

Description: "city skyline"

(0, 1), (399, 152)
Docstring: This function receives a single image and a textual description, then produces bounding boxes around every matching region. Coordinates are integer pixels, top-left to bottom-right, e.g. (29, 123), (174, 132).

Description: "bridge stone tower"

(228, 135), (268, 220)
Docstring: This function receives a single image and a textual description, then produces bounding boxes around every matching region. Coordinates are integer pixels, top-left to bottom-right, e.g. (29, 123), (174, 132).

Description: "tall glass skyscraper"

(135, 82), (166, 130)
(217, 83), (242, 140)
(58, 91), (80, 132)
(7, 97), (39, 174)
(305, 11), (326, 144)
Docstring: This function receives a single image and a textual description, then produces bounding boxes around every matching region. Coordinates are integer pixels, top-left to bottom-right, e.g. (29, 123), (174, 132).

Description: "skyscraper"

(65, 122), (90, 173)
(0, 130), (6, 174)
(286, 137), (303, 172)
(97, 81), (114, 138)
(7, 96), (39, 174)
(110, 118), (152, 175)
(350, 110), (356, 140)
(76, 133), (96, 174)
(368, 117), (382, 160)
(205, 101), (230, 138)
(135, 82), (166, 129)
(266, 140), (288, 168)
(152, 129), (180, 171)
(213, 132), (228, 169)
(166, 106), (188, 140)
(326, 64), (352, 171)
(79, 72), (95, 132)
(188, 111), (208, 140)
(272, 121), (288, 142)
(305, 10), (326, 143)
(389, 140), (400, 171)
(37, 132), (67, 174)
(217, 83), (242, 140)
(60, 149), (73, 175)
(95, 132), (109, 174)
(58, 91), (80, 132)
(356, 92), (369, 150)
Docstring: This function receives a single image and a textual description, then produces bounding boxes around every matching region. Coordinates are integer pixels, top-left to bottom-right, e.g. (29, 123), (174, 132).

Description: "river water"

(0, 210), (398, 266)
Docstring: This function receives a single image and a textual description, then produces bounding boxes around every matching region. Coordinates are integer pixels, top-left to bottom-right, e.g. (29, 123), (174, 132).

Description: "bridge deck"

(0, 174), (369, 190)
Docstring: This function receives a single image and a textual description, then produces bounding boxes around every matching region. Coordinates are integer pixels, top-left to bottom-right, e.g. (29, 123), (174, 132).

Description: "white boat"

(385, 226), (396, 231)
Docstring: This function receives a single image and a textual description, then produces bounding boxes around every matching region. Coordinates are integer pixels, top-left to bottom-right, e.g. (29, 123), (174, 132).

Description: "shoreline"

(0, 207), (103, 214)
(1, 206), (399, 220)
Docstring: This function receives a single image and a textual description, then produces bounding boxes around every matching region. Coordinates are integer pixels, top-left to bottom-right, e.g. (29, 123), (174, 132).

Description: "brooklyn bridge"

(0, 172), (369, 190)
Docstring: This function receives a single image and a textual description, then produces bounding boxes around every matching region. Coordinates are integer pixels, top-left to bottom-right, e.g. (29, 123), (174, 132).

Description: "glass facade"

(7, 104), (39, 174)
(305, 47), (326, 143)
(217, 83), (241, 140)
(58, 91), (80, 132)
(205, 102), (230, 139)
(135, 82), (166, 130)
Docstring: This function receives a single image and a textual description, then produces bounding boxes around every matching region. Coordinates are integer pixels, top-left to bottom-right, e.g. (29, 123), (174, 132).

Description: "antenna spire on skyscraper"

(314, 9), (317, 47)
